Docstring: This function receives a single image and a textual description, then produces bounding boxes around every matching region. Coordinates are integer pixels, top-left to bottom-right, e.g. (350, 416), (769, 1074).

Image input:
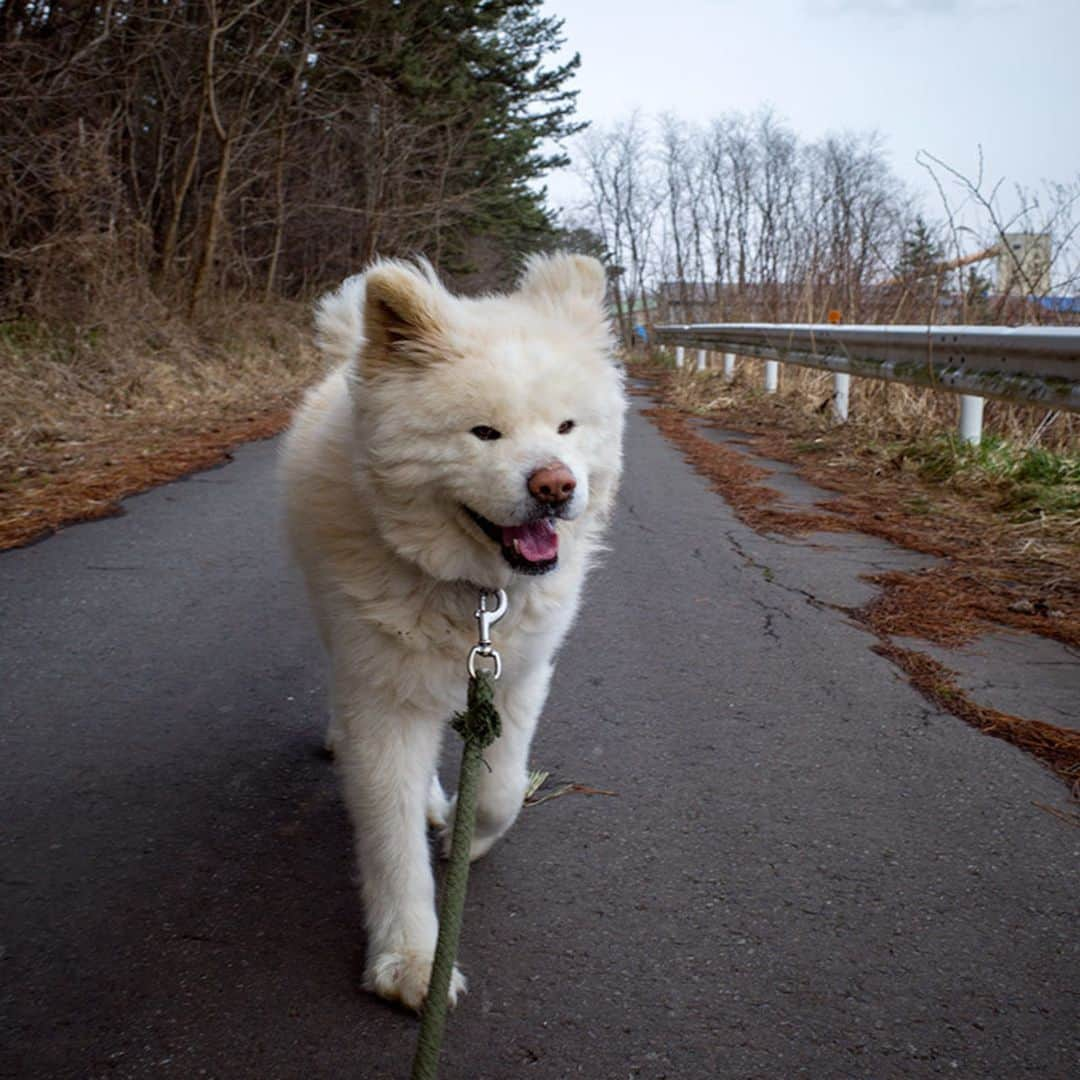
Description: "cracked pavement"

(692, 418), (1080, 734)
(2, 395), (1077, 1078)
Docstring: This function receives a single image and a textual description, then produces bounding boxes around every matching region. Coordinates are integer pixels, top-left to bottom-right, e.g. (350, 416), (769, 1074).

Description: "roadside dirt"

(0, 398), (294, 550)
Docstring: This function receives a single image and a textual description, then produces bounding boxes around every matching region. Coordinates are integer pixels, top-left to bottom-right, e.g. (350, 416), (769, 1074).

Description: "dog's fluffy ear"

(517, 253), (607, 308)
(362, 260), (448, 372)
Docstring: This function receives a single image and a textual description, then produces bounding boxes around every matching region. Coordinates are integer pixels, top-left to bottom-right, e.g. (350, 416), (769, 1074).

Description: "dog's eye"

(471, 425), (502, 441)
(558, 419), (575, 435)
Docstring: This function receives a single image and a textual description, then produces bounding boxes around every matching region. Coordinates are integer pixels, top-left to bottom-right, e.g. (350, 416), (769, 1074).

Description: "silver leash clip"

(467, 589), (509, 680)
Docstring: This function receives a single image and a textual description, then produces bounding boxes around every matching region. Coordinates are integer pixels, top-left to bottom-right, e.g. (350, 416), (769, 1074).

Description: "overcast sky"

(543, 0), (1079, 219)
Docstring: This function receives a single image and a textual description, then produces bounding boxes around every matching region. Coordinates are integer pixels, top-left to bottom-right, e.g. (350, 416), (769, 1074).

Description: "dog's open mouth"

(464, 507), (559, 575)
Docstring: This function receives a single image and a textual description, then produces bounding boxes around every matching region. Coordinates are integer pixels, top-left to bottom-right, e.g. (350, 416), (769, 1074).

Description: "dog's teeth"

(512, 539), (521, 554)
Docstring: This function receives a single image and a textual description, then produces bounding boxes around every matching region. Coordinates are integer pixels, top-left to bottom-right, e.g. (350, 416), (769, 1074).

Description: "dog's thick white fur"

(280, 254), (625, 1011)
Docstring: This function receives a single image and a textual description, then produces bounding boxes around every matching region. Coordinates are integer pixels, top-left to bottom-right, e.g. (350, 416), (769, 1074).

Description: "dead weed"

(0, 296), (323, 549)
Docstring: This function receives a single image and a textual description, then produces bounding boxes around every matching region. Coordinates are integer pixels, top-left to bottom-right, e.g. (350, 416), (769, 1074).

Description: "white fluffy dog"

(280, 254), (625, 1011)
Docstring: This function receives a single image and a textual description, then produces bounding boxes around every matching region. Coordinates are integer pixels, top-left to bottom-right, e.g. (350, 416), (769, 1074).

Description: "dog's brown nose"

(528, 462), (576, 505)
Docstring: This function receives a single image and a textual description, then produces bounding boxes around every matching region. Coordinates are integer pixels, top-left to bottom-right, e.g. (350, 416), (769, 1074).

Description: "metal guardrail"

(653, 322), (1080, 442)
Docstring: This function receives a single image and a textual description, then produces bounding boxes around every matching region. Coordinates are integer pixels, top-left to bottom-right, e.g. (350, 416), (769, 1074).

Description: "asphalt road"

(2, 396), (1077, 1080)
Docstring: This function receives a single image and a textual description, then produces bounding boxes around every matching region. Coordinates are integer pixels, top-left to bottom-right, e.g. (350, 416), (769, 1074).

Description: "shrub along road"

(2, 396), (1076, 1079)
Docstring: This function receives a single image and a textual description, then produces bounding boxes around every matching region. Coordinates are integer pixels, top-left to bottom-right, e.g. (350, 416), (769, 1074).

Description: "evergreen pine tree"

(897, 216), (945, 309)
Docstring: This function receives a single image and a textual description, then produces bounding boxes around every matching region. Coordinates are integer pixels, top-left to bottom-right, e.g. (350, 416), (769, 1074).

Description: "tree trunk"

(158, 107), (206, 290)
(189, 134), (232, 316)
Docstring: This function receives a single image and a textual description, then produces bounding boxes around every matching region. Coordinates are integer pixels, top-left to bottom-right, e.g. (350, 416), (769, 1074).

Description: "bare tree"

(577, 112), (663, 344)
(919, 148), (1080, 324)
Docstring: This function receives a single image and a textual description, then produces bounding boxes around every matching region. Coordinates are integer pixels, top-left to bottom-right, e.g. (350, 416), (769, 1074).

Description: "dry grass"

(655, 357), (1079, 555)
(0, 289), (324, 549)
(662, 352), (1079, 453)
(0, 298), (317, 463)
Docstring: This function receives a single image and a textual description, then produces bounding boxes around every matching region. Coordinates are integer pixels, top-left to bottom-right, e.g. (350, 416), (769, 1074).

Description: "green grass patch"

(0, 317), (48, 352)
(0, 318), (103, 363)
(902, 494), (936, 515)
(895, 433), (1080, 522)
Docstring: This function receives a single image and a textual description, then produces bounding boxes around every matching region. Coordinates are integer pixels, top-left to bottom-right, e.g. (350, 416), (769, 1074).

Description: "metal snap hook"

(468, 588), (508, 679)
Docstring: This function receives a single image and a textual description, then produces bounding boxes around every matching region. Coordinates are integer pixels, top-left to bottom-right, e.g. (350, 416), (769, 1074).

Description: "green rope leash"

(410, 590), (506, 1080)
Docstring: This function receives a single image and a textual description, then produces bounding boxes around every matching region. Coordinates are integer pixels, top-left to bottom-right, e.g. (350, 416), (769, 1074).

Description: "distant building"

(655, 281), (716, 323)
(654, 281), (801, 323)
(998, 233), (1051, 296)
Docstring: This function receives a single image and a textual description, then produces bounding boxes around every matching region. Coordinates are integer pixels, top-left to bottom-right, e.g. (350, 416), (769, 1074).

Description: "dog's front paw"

(365, 951), (467, 1013)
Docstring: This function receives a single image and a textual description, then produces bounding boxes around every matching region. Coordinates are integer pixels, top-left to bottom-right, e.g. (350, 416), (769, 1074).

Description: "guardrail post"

(959, 394), (984, 445)
(764, 360), (779, 393)
(695, 349), (707, 372)
(833, 372), (850, 422)
(723, 352), (736, 382)
(675, 346), (685, 369)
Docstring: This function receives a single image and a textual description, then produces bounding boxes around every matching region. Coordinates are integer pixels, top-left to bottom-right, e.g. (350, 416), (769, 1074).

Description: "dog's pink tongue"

(502, 520), (558, 562)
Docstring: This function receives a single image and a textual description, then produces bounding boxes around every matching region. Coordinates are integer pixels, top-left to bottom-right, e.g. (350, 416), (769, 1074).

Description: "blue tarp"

(1036, 295), (1080, 313)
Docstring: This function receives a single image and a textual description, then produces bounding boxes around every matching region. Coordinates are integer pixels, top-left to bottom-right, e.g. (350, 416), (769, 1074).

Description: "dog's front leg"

(456, 659), (553, 862)
(334, 698), (464, 1012)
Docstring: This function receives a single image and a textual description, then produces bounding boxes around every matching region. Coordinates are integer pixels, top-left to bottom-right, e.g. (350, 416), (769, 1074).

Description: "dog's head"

(346, 254), (625, 587)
